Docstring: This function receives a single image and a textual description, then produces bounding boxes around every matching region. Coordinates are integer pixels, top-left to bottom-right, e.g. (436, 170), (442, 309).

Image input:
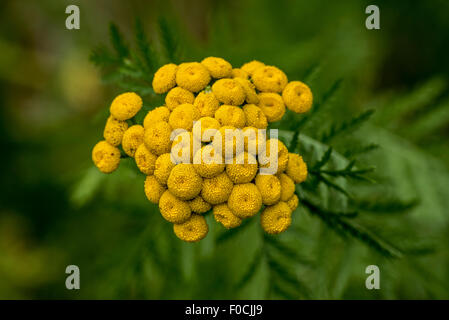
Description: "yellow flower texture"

(92, 57), (313, 242)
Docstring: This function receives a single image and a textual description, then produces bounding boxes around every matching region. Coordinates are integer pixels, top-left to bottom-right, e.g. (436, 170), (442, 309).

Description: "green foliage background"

(1, 0), (449, 299)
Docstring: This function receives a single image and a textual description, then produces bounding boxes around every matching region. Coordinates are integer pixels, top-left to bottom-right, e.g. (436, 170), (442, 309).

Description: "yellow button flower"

(234, 78), (259, 104)
(243, 104), (268, 129)
(159, 190), (191, 223)
(189, 196), (212, 214)
(242, 126), (267, 156)
(152, 63), (178, 94)
(241, 60), (265, 76)
(231, 68), (249, 80)
(169, 103), (200, 131)
(193, 145), (225, 178)
(167, 164), (203, 200)
(176, 62), (211, 93)
(144, 121), (172, 155)
(260, 201), (292, 234)
(212, 79), (245, 106)
(212, 126), (244, 160)
(215, 105), (246, 128)
(201, 57), (232, 78)
(255, 174), (281, 205)
(154, 153), (176, 184)
(165, 87), (195, 111)
(193, 116), (220, 142)
(279, 173), (295, 201)
(135, 144), (157, 175)
(258, 92), (286, 122)
(193, 91), (220, 117)
(92, 140), (121, 173)
(122, 125), (144, 157)
(143, 106), (170, 129)
(228, 183), (262, 218)
(110, 92), (143, 120)
(144, 175), (166, 204)
(286, 194), (299, 212)
(213, 203), (242, 229)
(259, 139), (289, 174)
(282, 81), (313, 114)
(226, 152), (258, 184)
(252, 66), (288, 93)
(173, 214), (208, 242)
(201, 172), (234, 205)
(103, 115), (128, 147)
(286, 153), (308, 183)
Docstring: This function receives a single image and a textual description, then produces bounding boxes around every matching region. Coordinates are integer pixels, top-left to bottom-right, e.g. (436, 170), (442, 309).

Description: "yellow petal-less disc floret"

(194, 91), (220, 117)
(103, 116), (128, 147)
(201, 57), (232, 79)
(286, 153), (308, 183)
(110, 92), (143, 120)
(212, 79), (245, 106)
(122, 125), (144, 157)
(213, 203), (242, 229)
(144, 121), (172, 155)
(167, 164), (203, 200)
(176, 62), (211, 93)
(282, 81), (313, 114)
(159, 190), (191, 223)
(189, 196), (212, 214)
(286, 194), (299, 212)
(231, 68), (249, 80)
(144, 175), (166, 204)
(226, 152), (258, 184)
(241, 60), (265, 76)
(193, 145), (225, 178)
(243, 104), (268, 129)
(227, 183), (262, 218)
(92, 140), (121, 173)
(143, 106), (170, 128)
(152, 63), (178, 94)
(192, 116), (220, 142)
(259, 139), (289, 174)
(251, 66), (288, 93)
(212, 126), (244, 160)
(165, 87), (195, 111)
(173, 214), (208, 242)
(279, 173), (295, 201)
(154, 153), (176, 184)
(258, 92), (286, 122)
(168, 103), (200, 131)
(242, 126), (266, 156)
(135, 144), (157, 175)
(214, 105), (246, 128)
(234, 78), (259, 104)
(201, 172), (234, 205)
(260, 201), (292, 234)
(255, 174), (281, 205)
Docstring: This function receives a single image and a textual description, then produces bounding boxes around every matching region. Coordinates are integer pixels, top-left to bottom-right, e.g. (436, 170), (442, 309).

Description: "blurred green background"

(1, 0), (449, 299)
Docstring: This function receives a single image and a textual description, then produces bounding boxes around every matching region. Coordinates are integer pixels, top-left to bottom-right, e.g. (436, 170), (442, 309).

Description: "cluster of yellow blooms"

(92, 57), (312, 242)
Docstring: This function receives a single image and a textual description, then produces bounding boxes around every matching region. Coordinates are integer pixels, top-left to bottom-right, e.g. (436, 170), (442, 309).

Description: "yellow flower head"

(92, 140), (121, 173)
(286, 194), (299, 212)
(259, 139), (289, 174)
(143, 106), (170, 129)
(212, 79), (245, 106)
(167, 164), (203, 200)
(171, 131), (196, 163)
(193, 144), (225, 178)
(213, 203), (242, 229)
(258, 92), (286, 122)
(176, 62), (211, 93)
(286, 153), (308, 183)
(135, 144), (157, 175)
(103, 115), (128, 147)
(189, 196), (212, 214)
(159, 190), (191, 223)
(152, 63), (178, 94)
(228, 183), (262, 218)
(226, 152), (258, 184)
(282, 81), (313, 114)
(201, 57), (232, 79)
(215, 105), (246, 128)
(144, 121), (172, 155)
(173, 214), (208, 242)
(234, 78), (259, 104)
(255, 174), (281, 205)
(144, 175), (166, 204)
(154, 153), (176, 184)
(110, 92), (143, 120)
(252, 66), (288, 93)
(231, 68), (249, 80)
(193, 116), (220, 142)
(212, 126), (244, 160)
(165, 87), (195, 111)
(122, 125), (144, 157)
(243, 104), (268, 129)
(242, 126), (267, 156)
(241, 60), (265, 76)
(169, 103), (200, 131)
(260, 201), (292, 234)
(201, 172), (234, 205)
(194, 91), (220, 118)
(279, 173), (295, 201)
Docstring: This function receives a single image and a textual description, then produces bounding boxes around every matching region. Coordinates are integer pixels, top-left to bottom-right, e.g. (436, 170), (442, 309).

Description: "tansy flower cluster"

(92, 57), (312, 242)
